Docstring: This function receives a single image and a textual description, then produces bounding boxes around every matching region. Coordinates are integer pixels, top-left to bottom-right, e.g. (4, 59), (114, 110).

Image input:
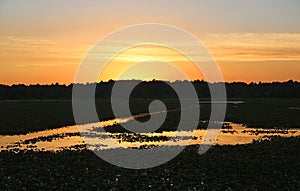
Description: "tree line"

(0, 80), (299, 100)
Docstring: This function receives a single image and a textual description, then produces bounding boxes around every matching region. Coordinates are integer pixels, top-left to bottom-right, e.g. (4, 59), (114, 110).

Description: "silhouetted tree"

(0, 80), (299, 100)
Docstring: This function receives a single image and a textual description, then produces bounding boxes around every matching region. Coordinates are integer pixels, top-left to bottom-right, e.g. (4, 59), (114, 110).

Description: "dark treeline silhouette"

(0, 80), (299, 100)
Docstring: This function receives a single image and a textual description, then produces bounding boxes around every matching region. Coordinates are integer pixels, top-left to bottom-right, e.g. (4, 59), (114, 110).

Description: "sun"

(98, 44), (205, 82)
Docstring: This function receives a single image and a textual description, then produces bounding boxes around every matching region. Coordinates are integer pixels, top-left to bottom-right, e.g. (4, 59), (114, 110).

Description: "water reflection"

(0, 112), (299, 152)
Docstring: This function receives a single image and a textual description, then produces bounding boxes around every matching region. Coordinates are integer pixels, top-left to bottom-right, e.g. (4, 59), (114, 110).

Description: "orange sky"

(1, 33), (300, 85)
(1, 1), (300, 85)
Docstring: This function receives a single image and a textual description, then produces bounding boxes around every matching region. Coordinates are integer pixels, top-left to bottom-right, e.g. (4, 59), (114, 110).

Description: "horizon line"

(1, 79), (298, 87)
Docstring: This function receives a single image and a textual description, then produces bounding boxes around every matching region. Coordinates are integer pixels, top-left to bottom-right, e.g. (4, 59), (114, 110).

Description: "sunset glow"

(98, 45), (205, 82)
(1, 0), (300, 84)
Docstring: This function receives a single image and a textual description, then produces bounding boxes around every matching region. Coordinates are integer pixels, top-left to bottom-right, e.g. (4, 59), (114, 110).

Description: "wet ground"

(1, 111), (299, 152)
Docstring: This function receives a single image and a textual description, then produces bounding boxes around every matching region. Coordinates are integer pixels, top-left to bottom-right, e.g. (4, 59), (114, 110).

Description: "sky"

(0, 0), (300, 84)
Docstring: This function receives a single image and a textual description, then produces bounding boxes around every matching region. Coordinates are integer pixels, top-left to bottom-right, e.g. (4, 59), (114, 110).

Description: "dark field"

(0, 99), (300, 135)
(1, 99), (300, 190)
(0, 136), (299, 190)
(225, 99), (300, 129)
(0, 99), (181, 135)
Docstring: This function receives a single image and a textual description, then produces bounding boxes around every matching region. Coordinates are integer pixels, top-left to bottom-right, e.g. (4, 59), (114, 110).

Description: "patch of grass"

(225, 99), (300, 129)
(0, 100), (75, 135)
(0, 99), (180, 135)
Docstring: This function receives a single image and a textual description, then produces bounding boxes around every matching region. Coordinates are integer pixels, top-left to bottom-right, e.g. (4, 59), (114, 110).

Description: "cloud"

(0, 36), (58, 48)
(202, 33), (300, 62)
(15, 63), (78, 67)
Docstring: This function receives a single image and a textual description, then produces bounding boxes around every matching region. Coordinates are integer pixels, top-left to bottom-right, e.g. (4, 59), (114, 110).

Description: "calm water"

(1, 110), (299, 152)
